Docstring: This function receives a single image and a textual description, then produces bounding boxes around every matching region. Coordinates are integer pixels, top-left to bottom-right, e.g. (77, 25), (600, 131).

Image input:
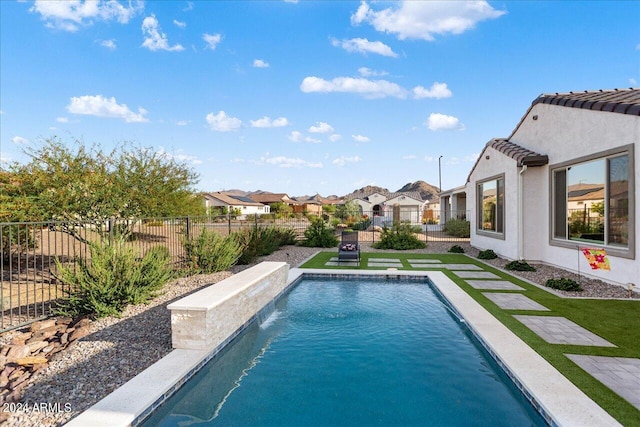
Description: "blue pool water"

(142, 277), (547, 426)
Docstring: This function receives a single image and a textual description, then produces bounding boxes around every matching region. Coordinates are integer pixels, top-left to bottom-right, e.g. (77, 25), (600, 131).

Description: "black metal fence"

(0, 211), (469, 331)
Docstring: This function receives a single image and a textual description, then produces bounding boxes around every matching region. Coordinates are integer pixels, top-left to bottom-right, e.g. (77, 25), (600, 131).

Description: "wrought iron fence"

(0, 210), (469, 332)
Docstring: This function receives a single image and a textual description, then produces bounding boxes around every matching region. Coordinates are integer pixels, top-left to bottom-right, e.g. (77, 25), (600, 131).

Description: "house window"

(477, 175), (504, 237)
(551, 145), (634, 257)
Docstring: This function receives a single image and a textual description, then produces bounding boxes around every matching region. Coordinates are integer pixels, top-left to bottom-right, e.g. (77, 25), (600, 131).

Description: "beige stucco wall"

(512, 104), (639, 286)
(469, 146), (519, 258)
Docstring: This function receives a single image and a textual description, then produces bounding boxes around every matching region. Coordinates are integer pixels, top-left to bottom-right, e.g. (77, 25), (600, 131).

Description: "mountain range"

(221, 180), (439, 202)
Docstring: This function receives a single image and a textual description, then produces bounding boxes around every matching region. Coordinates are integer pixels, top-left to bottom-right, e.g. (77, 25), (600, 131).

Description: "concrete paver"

(483, 293), (549, 311)
(466, 280), (524, 290)
(566, 354), (640, 411)
(514, 316), (616, 347)
(454, 271), (501, 279)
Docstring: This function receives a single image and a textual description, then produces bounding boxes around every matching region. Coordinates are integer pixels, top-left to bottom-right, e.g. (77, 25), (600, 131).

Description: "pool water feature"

(142, 276), (546, 426)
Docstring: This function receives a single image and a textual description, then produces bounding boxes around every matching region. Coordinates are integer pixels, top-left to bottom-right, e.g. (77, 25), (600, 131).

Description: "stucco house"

(346, 191), (426, 224)
(466, 88), (638, 287)
(203, 192), (271, 218)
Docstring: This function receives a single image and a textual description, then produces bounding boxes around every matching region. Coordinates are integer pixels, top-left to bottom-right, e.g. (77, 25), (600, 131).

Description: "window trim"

(548, 144), (635, 259)
(476, 173), (506, 240)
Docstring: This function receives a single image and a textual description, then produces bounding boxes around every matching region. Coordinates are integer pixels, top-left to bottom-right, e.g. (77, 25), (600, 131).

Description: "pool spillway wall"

(167, 261), (289, 350)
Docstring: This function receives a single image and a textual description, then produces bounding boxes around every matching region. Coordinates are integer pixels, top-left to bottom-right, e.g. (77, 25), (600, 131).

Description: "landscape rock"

(69, 326), (91, 342)
(6, 345), (31, 363)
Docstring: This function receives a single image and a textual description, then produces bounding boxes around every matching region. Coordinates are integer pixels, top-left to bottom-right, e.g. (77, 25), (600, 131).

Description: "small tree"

(5, 137), (203, 240)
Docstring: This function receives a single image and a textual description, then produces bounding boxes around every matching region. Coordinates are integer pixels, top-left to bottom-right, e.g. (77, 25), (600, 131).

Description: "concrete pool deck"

(66, 266), (621, 427)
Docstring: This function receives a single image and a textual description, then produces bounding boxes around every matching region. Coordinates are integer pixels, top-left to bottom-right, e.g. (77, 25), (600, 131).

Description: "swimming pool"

(141, 276), (547, 426)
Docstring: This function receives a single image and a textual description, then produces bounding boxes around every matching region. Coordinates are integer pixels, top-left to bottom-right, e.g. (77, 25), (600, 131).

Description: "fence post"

(108, 218), (115, 244)
(228, 211), (232, 235)
(185, 217), (191, 241)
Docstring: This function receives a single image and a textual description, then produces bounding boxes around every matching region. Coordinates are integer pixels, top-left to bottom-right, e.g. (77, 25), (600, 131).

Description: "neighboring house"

(203, 192), (271, 217)
(345, 191), (426, 224)
(291, 194), (332, 216)
(465, 88), (638, 287)
(250, 193), (298, 207)
(438, 185), (467, 224)
(250, 193), (299, 213)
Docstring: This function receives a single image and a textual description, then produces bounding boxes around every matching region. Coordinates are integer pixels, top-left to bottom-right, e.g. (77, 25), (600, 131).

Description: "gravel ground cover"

(2, 242), (636, 426)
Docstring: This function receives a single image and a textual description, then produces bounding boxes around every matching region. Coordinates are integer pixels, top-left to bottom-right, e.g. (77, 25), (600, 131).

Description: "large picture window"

(477, 176), (504, 237)
(551, 146), (633, 257)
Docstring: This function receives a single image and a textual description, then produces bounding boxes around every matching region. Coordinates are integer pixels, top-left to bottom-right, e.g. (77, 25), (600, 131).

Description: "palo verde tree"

(2, 137), (204, 240)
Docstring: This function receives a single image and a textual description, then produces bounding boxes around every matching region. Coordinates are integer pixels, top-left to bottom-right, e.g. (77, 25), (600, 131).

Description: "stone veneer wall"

(167, 261), (289, 350)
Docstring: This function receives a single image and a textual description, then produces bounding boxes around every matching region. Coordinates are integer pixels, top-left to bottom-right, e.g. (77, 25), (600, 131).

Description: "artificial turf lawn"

(300, 251), (640, 426)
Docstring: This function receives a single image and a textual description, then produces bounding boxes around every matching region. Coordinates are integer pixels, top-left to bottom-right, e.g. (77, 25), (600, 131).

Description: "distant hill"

(397, 180), (440, 201)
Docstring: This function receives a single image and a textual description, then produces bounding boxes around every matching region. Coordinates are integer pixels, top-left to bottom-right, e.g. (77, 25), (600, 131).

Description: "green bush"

(546, 278), (583, 292)
(301, 218), (339, 248)
(352, 217), (372, 231)
(505, 260), (536, 272)
(54, 238), (173, 318)
(442, 219), (470, 238)
(183, 228), (242, 273)
(477, 249), (497, 260)
(448, 245), (465, 253)
(234, 226), (296, 264)
(372, 224), (426, 250)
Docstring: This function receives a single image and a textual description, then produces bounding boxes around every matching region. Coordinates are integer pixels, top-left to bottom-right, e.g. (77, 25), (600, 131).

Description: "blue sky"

(1, 1), (638, 198)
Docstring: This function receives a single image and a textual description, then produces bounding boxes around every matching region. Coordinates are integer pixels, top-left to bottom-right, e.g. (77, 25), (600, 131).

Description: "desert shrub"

(352, 216), (372, 231)
(546, 278), (583, 292)
(477, 249), (497, 260)
(301, 218), (339, 248)
(442, 219), (470, 238)
(448, 245), (465, 253)
(372, 224), (426, 250)
(505, 260), (536, 272)
(234, 226), (296, 264)
(183, 228), (242, 273)
(54, 238), (173, 318)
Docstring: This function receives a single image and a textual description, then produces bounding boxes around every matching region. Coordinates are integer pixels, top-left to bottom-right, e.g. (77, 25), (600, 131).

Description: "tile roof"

(488, 138), (549, 167)
(466, 138), (549, 183)
(532, 88), (640, 116)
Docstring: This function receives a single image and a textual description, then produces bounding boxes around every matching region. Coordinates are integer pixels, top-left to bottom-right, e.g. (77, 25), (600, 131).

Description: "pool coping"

(65, 267), (620, 427)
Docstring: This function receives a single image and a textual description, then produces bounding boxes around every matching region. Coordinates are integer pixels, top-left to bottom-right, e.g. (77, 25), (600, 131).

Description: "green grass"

(300, 251), (640, 425)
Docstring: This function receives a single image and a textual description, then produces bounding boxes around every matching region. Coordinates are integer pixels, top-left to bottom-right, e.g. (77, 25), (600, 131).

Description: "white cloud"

(176, 120), (189, 126)
(329, 134), (342, 142)
(304, 136), (321, 144)
(12, 136), (29, 145)
(203, 33), (222, 50)
(402, 155), (417, 160)
(30, 0), (143, 32)
(301, 76), (407, 99)
(425, 113), (464, 131)
(157, 147), (202, 165)
(351, 1), (506, 41)
(288, 131), (303, 142)
(0, 152), (11, 165)
(100, 39), (116, 50)
(333, 156), (362, 166)
(261, 156), (322, 169)
(358, 67), (388, 77)
(413, 82), (452, 99)
(173, 19), (186, 28)
(630, 78), (638, 86)
(331, 37), (398, 57)
(250, 116), (289, 128)
(253, 59), (269, 68)
(309, 121), (334, 134)
(56, 117), (69, 123)
(142, 15), (184, 51)
(183, 2), (194, 11)
(352, 134), (370, 142)
(206, 111), (242, 132)
(67, 95), (148, 122)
